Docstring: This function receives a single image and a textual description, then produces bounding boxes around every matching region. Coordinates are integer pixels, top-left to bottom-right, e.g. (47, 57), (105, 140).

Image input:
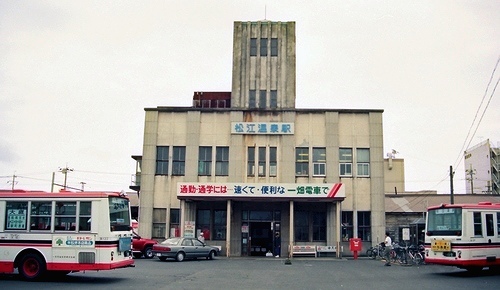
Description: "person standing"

(384, 232), (392, 266)
(198, 232), (205, 243)
(274, 232), (281, 258)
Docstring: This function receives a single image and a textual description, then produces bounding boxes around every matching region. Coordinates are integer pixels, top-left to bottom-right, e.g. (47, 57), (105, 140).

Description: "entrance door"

(249, 222), (272, 256)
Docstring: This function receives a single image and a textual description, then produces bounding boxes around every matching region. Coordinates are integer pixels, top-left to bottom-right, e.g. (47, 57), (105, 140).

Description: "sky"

(0, 1), (499, 194)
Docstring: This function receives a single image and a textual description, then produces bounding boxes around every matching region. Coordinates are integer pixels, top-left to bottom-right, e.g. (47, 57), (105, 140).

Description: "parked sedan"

(152, 237), (220, 262)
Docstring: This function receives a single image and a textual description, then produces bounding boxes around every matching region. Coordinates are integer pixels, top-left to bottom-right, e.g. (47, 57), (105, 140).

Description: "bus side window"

(5, 202), (28, 230)
(79, 201), (92, 231)
(497, 212), (500, 236)
(486, 214), (494, 236)
(473, 212), (482, 236)
(31, 202), (52, 231)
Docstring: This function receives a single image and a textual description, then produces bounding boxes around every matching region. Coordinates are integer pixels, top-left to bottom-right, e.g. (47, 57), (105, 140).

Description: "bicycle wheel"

(366, 248), (374, 258)
(399, 252), (407, 264)
(414, 252), (424, 265)
(390, 250), (397, 263)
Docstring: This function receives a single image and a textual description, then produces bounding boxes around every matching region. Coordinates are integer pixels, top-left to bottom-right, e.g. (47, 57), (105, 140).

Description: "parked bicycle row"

(366, 241), (425, 265)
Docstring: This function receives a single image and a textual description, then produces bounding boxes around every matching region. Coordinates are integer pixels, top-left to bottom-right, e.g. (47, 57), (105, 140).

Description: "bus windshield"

(426, 208), (462, 236)
(109, 196), (131, 231)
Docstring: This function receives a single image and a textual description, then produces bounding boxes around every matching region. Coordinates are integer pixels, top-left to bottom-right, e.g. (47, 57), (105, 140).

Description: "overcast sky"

(1, 1), (499, 194)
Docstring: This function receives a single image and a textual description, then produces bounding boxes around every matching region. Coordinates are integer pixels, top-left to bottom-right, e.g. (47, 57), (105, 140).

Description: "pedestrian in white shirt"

(384, 232), (392, 266)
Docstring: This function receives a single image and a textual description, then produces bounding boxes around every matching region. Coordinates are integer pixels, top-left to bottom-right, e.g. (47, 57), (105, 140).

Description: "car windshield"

(161, 238), (181, 245)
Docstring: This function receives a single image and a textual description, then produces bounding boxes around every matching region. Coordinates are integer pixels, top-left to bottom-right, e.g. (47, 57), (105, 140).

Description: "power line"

(453, 56), (500, 170)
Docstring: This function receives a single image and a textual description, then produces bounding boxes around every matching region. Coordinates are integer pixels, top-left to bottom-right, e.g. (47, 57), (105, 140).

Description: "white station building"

(134, 21), (386, 257)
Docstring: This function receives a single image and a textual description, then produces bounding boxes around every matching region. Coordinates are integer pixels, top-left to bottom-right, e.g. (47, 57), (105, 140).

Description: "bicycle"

(406, 244), (424, 265)
(390, 242), (406, 264)
(390, 243), (425, 265)
(366, 243), (385, 260)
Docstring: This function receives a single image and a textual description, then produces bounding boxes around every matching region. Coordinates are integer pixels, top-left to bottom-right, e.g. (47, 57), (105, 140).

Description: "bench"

(316, 245), (340, 257)
(291, 245), (317, 257)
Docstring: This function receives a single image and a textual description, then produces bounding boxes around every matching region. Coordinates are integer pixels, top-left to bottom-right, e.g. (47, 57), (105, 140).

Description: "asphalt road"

(1, 257), (499, 290)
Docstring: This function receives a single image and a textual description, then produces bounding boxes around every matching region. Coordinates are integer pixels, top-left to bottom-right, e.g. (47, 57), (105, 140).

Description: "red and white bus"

(425, 202), (500, 272)
(0, 190), (135, 280)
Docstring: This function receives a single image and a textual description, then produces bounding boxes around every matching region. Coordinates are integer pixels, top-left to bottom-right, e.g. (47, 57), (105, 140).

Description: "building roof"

(385, 193), (500, 213)
(145, 106), (384, 114)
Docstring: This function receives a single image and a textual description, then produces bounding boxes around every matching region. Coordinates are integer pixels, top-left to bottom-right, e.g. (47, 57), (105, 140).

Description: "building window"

(169, 209), (180, 237)
(258, 147), (266, 176)
(259, 90), (266, 109)
(155, 146), (169, 175)
(295, 147), (309, 176)
(473, 212), (482, 236)
(269, 147), (277, 176)
(313, 147), (326, 176)
(250, 38), (257, 56)
(198, 146), (212, 176)
(313, 212), (326, 241)
(215, 147), (229, 176)
(214, 210), (227, 240)
(195, 209), (227, 241)
(197, 209), (211, 240)
(152, 208), (166, 239)
(247, 147), (255, 176)
(294, 211), (308, 242)
(339, 148), (353, 177)
(271, 38), (278, 56)
(342, 211), (353, 241)
(202, 99), (210, 108)
(357, 211), (371, 241)
(293, 210), (325, 242)
(171, 146), (185, 175)
(260, 38), (267, 56)
(357, 148), (370, 177)
(249, 90), (256, 108)
(270, 90), (277, 108)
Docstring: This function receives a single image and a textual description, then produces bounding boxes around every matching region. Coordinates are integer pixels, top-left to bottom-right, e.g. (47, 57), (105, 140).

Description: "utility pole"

(7, 173), (17, 190)
(465, 164), (476, 194)
(80, 181), (86, 192)
(51, 172), (55, 192)
(59, 166), (74, 190)
(449, 165), (454, 204)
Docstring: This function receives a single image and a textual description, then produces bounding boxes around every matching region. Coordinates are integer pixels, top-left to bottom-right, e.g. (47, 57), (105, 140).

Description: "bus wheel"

(19, 253), (46, 281)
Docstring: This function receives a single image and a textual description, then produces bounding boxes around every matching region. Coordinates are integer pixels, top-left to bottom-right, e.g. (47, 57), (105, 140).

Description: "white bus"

(0, 190), (135, 280)
(425, 202), (500, 272)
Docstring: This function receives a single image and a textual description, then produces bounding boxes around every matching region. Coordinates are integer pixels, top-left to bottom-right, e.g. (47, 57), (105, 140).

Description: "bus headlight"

(457, 250), (461, 259)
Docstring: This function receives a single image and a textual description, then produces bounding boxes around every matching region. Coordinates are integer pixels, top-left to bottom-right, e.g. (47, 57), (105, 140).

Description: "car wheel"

(208, 250), (216, 260)
(143, 246), (154, 259)
(176, 252), (185, 262)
